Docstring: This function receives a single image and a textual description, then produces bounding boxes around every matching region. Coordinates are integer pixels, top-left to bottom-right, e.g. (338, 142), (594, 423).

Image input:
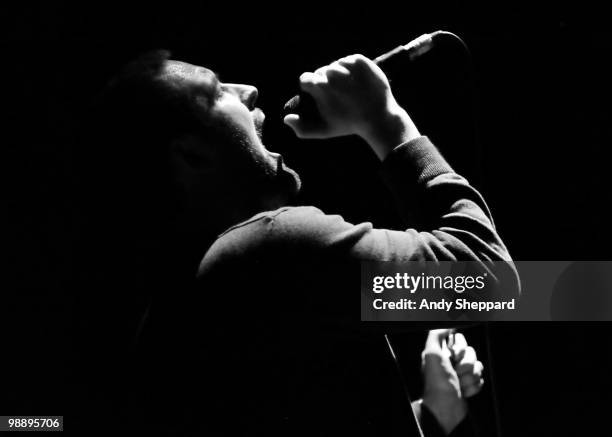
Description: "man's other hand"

(283, 54), (419, 160)
(420, 329), (484, 434)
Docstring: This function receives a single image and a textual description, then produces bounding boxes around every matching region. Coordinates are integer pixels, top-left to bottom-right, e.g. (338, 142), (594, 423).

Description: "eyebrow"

(190, 68), (221, 105)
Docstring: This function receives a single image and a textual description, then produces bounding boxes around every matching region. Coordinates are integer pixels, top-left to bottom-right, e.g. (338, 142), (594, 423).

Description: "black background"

(4, 1), (612, 435)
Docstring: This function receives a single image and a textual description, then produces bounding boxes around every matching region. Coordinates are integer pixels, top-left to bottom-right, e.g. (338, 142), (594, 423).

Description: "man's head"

(93, 50), (300, 235)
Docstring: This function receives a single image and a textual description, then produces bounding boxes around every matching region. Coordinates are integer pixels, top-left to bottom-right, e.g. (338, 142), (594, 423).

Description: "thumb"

(283, 114), (327, 139)
(424, 329), (455, 355)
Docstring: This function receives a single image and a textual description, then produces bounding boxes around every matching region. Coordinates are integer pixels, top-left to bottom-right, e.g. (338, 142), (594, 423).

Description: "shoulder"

(197, 206), (372, 277)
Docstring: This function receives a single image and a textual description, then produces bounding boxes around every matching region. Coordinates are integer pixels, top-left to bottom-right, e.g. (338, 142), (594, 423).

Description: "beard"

(253, 108), (265, 142)
(247, 145), (301, 206)
(202, 107), (302, 215)
(224, 124), (301, 210)
(228, 151), (301, 213)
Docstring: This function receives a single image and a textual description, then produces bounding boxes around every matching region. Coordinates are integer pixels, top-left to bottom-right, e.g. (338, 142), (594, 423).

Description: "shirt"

(166, 136), (518, 436)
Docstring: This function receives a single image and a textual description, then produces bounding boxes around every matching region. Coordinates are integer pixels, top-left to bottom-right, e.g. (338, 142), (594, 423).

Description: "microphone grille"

(283, 94), (301, 113)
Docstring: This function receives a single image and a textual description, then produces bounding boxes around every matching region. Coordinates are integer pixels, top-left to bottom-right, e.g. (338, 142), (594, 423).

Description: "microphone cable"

(384, 333), (426, 437)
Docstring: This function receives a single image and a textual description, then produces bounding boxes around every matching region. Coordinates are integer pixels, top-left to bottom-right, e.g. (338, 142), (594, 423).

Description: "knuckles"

(302, 54), (375, 90)
(459, 372), (482, 385)
(339, 54), (368, 64)
(352, 54), (369, 66)
(299, 72), (313, 84)
(326, 69), (349, 87)
(456, 346), (476, 363)
(456, 360), (484, 381)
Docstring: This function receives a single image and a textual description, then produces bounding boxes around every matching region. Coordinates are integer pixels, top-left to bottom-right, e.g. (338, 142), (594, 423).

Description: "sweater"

(149, 136), (518, 436)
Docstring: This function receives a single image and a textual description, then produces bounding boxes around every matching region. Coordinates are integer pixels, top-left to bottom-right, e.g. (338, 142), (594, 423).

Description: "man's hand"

(283, 54), (420, 160)
(420, 329), (484, 434)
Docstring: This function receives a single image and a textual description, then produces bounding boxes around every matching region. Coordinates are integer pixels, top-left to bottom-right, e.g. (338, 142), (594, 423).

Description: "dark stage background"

(4, 1), (612, 435)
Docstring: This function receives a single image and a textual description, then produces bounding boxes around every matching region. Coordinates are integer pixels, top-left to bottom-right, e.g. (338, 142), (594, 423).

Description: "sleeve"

(270, 136), (517, 267)
(373, 135), (512, 263)
(198, 135), (519, 300)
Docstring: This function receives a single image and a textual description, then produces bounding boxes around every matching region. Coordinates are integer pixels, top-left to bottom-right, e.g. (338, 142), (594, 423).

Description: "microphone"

(283, 30), (448, 126)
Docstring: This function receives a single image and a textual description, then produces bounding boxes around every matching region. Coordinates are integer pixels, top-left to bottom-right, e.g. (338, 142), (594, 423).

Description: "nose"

(225, 83), (258, 110)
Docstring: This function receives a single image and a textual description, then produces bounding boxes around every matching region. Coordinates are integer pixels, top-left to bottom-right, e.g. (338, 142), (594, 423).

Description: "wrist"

(359, 100), (420, 161)
(422, 394), (468, 435)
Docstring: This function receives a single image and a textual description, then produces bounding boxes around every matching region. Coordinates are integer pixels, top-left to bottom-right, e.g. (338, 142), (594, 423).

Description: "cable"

(432, 30), (471, 56)
(484, 323), (504, 437)
(384, 333), (426, 437)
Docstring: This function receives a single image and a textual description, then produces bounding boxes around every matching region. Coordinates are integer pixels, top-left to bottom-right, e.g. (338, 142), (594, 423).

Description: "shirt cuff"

(381, 135), (454, 185)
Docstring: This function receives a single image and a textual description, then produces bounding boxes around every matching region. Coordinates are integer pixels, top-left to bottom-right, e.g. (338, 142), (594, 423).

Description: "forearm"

(378, 134), (513, 263)
(362, 103), (495, 238)
(359, 102), (421, 161)
(412, 399), (475, 437)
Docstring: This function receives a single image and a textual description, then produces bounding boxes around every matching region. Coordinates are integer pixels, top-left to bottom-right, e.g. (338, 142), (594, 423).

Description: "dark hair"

(73, 51), (209, 369)
(80, 50), (202, 227)
(74, 50), (211, 284)
(96, 49), (203, 151)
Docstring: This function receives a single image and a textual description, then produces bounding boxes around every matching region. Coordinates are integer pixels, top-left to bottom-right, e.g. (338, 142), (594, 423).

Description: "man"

(80, 50), (517, 435)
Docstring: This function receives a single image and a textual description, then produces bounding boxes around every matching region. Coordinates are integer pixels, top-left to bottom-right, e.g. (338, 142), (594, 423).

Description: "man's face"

(164, 60), (300, 211)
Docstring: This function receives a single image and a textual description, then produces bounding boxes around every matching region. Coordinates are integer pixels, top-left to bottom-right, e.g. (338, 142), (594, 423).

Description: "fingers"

(456, 359), (484, 394)
(422, 329), (455, 365)
(450, 333), (471, 363)
(336, 54), (372, 71)
(314, 62), (351, 78)
(424, 329), (454, 352)
(451, 332), (467, 352)
(450, 332), (485, 398)
(287, 53), (390, 140)
(314, 54), (370, 75)
(461, 373), (484, 398)
(283, 113), (327, 139)
(298, 72), (326, 99)
(301, 63), (352, 99)
(296, 54), (378, 98)
(425, 329), (454, 348)
(283, 114), (303, 136)
(455, 346), (476, 367)
(421, 330), (486, 402)
(301, 55), (370, 95)
(456, 358), (483, 377)
(284, 72), (331, 138)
